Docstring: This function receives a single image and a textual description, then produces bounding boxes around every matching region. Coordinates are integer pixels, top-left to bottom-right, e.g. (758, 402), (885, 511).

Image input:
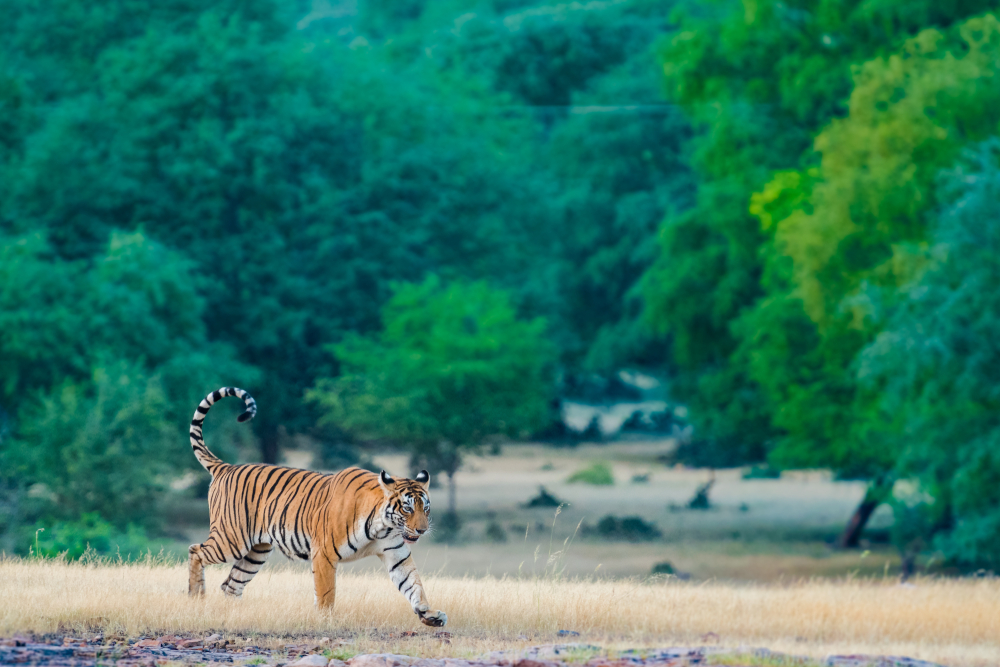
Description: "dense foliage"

(308, 277), (554, 517)
(0, 0), (686, 552)
(859, 139), (1000, 568)
(2, 0), (1000, 568)
(644, 3), (1000, 566)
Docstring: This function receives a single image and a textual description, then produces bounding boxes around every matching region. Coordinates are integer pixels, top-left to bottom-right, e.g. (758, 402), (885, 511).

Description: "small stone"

(205, 634), (222, 643)
(514, 660), (561, 667)
(133, 639), (161, 648)
(290, 654), (332, 667)
(349, 654), (419, 667)
(157, 635), (183, 645)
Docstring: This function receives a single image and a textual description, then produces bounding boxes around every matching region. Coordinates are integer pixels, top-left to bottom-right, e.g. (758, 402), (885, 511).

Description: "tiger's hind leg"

(188, 535), (228, 597)
(220, 543), (273, 598)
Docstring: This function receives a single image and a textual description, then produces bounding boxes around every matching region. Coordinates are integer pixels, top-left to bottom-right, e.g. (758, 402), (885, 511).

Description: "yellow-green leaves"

(749, 170), (815, 233)
(756, 14), (1000, 331)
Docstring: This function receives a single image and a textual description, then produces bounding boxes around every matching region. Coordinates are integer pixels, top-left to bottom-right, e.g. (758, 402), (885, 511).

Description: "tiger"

(187, 386), (447, 627)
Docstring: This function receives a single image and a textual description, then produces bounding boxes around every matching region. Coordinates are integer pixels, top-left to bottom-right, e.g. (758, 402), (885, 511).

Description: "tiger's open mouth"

(403, 534), (419, 544)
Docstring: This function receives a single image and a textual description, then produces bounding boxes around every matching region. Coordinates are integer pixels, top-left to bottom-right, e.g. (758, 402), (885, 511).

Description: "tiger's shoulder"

(331, 466), (382, 494)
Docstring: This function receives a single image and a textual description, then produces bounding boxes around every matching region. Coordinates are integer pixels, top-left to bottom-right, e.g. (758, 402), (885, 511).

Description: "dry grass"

(1, 557), (998, 666)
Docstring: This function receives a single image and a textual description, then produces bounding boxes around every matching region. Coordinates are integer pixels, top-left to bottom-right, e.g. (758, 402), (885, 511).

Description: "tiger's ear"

(378, 470), (395, 495)
(414, 470), (429, 487)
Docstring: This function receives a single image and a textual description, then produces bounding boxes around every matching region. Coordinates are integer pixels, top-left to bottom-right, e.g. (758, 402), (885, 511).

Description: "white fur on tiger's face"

(185, 387), (447, 627)
(380, 469), (431, 544)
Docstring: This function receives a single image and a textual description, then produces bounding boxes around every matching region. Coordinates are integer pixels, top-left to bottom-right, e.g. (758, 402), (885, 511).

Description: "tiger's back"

(204, 464), (395, 562)
(205, 462), (333, 563)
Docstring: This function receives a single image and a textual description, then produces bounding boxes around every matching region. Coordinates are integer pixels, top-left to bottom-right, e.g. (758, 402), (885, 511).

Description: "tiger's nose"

(416, 528), (427, 535)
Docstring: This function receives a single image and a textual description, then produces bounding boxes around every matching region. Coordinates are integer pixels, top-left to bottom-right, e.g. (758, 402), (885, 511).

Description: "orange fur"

(186, 387), (446, 626)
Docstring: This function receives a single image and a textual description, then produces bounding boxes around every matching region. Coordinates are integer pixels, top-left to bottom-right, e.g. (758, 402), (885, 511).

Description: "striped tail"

(190, 387), (257, 474)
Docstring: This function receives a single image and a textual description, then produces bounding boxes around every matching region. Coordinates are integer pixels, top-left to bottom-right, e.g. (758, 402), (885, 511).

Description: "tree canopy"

(308, 277), (554, 527)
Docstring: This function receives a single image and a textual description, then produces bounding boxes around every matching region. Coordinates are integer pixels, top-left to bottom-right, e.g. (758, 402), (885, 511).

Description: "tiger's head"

(379, 469), (431, 544)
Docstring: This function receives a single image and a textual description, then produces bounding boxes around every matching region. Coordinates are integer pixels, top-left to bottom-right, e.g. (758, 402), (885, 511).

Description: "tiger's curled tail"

(189, 386), (257, 475)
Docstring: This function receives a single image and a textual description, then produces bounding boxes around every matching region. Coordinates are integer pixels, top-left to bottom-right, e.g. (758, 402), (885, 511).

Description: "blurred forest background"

(1, 0), (1000, 577)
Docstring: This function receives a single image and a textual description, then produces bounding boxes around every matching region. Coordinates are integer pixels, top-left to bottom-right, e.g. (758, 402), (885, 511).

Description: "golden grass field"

(2, 557), (998, 667)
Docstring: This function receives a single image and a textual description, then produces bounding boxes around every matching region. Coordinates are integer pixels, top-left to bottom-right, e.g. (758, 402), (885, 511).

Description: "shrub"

(586, 515), (661, 541)
(524, 486), (563, 507)
(567, 462), (614, 485)
(484, 515), (507, 543)
(32, 513), (167, 559)
(687, 480), (714, 509)
(651, 561), (675, 575)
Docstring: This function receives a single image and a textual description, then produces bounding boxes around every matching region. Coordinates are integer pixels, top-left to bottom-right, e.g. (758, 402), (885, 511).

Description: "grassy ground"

(1, 558), (997, 667)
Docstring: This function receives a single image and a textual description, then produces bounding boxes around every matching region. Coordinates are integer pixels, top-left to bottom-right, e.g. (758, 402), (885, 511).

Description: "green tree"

(859, 139), (1000, 570)
(643, 0), (997, 466)
(14, 363), (175, 527)
(745, 13), (1000, 545)
(309, 277), (554, 518)
(0, 231), (249, 420)
(380, 0), (693, 380)
(4, 5), (556, 464)
(0, 230), (253, 549)
(546, 48), (694, 371)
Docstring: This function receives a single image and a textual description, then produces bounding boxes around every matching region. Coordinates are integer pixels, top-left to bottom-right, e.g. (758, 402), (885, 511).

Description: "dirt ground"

(0, 635), (954, 667)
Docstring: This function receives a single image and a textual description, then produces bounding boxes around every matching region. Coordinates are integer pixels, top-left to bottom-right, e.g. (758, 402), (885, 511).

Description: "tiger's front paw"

(415, 603), (448, 627)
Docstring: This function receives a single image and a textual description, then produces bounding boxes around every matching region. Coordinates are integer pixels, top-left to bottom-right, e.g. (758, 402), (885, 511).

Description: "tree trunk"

(836, 478), (890, 549)
(837, 497), (880, 548)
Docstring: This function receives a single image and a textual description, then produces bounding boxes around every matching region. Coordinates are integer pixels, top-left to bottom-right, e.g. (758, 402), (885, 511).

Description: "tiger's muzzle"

(403, 528), (425, 544)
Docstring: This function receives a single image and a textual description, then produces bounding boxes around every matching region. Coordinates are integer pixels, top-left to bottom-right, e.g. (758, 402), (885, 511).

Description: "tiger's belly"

(337, 541), (380, 563)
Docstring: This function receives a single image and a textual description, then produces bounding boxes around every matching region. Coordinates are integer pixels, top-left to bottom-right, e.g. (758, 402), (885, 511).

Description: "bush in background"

(32, 513), (170, 560)
(567, 462), (614, 485)
(585, 515), (661, 542)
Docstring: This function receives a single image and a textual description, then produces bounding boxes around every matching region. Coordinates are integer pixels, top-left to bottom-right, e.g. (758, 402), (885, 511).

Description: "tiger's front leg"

(312, 548), (338, 610)
(377, 546), (447, 627)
